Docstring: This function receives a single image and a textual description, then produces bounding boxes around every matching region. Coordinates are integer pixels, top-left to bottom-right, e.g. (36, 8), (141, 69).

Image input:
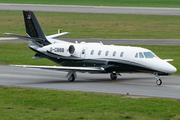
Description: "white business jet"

(4, 10), (177, 85)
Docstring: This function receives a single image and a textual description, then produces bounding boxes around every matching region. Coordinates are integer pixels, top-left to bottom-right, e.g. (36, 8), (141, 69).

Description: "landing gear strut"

(154, 73), (162, 85)
(110, 73), (117, 80)
(66, 71), (77, 82)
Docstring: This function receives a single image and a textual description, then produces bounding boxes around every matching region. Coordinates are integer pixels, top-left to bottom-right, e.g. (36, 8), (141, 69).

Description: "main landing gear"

(68, 74), (75, 82)
(154, 73), (162, 85)
(110, 72), (121, 80)
(110, 73), (117, 80)
(66, 71), (77, 82)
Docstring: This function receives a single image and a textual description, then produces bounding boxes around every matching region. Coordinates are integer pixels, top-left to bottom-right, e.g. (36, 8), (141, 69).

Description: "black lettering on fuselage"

(50, 47), (64, 53)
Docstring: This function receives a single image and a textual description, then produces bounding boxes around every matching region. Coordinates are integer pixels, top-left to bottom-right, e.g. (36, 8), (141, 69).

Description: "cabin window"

(113, 51), (116, 56)
(139, 52), (144, 58)
(144, 52), (155, 58)
(120, 52), (124, 57)
(105, 51), (109, 56)
(135, 53), (138, 58)
(91, 50), (94, 55)
(98, 50), (102, 55)
(82, 49), (85, 54)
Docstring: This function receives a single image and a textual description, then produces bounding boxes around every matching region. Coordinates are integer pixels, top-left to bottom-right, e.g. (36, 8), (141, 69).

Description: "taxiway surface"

(1, 38), (180, 45)
(1, 3), (180, 15)
(0, 65), (180, 98)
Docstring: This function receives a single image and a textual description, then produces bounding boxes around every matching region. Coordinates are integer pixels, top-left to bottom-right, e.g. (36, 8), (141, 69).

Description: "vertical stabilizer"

(23, 10), (50, 46)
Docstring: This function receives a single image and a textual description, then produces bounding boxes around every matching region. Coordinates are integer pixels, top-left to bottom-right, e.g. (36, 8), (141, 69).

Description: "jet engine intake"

(68, 45), (75, 55)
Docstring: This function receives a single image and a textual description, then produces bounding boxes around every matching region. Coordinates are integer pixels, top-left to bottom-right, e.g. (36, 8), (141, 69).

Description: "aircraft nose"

(155, 60), (177, 73)
(161, 63), (177, 73)
(169, 65), (177, 73)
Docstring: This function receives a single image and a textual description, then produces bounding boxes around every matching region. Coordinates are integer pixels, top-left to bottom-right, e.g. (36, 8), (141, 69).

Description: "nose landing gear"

(154, 73), (162, 85)
(156, 79), (162, 85)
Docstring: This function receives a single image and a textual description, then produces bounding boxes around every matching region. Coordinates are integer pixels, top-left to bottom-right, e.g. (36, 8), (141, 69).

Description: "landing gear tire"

(110, 73), (117, 80)
(154, 73), (162, 86)
(68, 74), (75, 82)
(156, 79), (162, 85)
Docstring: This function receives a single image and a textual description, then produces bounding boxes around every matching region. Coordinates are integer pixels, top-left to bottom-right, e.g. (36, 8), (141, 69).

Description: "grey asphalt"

(1, 38), (180, 45)
(1, 3), (180, 15)
(0, 65), (180, 98)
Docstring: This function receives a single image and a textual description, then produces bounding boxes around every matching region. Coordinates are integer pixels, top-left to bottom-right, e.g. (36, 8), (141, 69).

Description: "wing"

(11, 65), (105, 73)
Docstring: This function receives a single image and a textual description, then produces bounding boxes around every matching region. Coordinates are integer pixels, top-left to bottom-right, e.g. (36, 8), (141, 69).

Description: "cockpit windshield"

(143, 52), (155, 58)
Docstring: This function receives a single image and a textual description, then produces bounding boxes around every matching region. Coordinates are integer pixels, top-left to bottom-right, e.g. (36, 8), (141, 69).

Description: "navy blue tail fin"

(23, 10), (50, 46)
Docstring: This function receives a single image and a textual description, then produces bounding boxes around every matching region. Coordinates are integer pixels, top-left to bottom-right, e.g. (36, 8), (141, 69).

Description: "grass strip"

(1, 10), (180, 39)
(0, 86), (180, 120)
(0, 43), (58, 66)
(0, 43), (179, 75)
(1, 0), (180, 8)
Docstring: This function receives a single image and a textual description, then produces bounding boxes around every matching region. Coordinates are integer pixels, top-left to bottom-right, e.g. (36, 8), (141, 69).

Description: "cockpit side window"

(139, 52), (144, 58)
(135, 53), (138, 58)
(144, 52), (155, 58)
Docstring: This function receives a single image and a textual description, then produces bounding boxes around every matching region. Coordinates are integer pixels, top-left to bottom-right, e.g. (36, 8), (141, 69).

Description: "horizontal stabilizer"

(163, 59), (174, 62)
(4, 33), (30, 40)
(4, 33), (50, 43)
(32, 54), (46, 59)
(47, 32), (69, 39)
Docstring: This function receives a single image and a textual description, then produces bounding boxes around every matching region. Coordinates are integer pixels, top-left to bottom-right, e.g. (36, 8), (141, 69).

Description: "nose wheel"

(156, 79), (162, 85)
(154, 73), (162, 85)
